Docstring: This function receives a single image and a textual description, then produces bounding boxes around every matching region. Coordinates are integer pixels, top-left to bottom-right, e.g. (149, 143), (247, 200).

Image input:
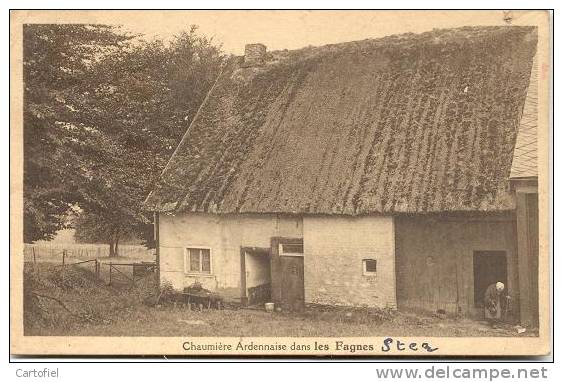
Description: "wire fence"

(23, 243), (155, 263)
(26, 246), (157, 289)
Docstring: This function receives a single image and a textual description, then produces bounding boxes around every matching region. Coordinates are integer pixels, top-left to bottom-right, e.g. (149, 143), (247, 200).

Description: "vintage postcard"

(10, 9), (552, 357)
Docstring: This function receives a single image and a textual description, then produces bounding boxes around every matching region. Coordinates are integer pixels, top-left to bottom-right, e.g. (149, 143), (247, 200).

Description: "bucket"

(264, 302), (275, 312)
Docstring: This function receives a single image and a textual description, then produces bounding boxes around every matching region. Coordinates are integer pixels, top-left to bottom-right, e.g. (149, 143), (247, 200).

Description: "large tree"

(23, 24), (134, 243)
(24, 24), (225, 256)
(72, 27), (225, 255)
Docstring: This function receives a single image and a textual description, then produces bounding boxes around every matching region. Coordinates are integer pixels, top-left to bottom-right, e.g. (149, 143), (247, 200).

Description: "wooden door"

(280, 256), (304, 311)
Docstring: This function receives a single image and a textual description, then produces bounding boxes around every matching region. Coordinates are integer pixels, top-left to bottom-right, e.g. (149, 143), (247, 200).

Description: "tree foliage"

(23, 24), (225, 254)
(23, 24), (134, 242)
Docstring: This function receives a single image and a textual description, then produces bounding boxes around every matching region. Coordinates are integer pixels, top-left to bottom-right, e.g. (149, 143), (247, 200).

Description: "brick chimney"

(243, 43), (267, 67)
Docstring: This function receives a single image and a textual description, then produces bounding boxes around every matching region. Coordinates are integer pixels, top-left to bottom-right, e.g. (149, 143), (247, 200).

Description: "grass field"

(23, 263), (537, 337)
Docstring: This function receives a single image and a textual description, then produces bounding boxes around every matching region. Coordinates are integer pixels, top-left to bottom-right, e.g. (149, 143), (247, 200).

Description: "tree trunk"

(114, 234), (120, 257)
(108, 240), (116, 257)
(108, 228), (120, 258)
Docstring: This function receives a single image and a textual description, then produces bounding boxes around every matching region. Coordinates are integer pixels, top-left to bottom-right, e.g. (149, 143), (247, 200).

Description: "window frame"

(278, 242), (304, 257)
(362, 258), (377, 276)
(184, 246), (213, 275)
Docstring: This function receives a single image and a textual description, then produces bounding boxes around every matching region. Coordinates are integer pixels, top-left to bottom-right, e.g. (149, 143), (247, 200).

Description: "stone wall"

(302, 215), (396, 308)
(158, 212), (302, 299)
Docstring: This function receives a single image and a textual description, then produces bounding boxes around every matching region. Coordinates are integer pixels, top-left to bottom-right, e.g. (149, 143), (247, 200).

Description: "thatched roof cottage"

(145, 26), (539, 325)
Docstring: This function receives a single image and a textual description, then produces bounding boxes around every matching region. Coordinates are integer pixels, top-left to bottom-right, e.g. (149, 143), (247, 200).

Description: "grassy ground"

(23, 263), (537, 337)
(37, 305), (538, 337)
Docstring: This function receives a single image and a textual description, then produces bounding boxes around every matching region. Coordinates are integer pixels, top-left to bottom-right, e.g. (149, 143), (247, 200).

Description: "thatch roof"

(145, 26), (537, 215)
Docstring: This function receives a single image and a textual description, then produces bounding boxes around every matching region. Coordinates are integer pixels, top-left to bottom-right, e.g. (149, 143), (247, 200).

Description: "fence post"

(61, 250), (66, 282)
(109, 262), (112, 285)
(32, 247), (36, 264)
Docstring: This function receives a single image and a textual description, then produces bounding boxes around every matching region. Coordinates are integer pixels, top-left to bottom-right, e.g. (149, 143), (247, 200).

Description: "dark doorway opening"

(240, 247), (271, 306)
(473, 251), (507, 307)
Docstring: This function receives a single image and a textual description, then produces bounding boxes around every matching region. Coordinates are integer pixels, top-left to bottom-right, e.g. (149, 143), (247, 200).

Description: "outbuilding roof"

(145, 26), (538, 215)
(510, 54), (538, 179)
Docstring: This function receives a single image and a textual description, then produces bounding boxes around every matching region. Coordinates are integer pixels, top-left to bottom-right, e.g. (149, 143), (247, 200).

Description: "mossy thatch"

(145, 26), (537, 215)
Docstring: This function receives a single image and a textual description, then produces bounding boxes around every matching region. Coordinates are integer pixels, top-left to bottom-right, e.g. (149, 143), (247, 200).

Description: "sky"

(18, 10), (544, 54)
(117, 10), (536, 53)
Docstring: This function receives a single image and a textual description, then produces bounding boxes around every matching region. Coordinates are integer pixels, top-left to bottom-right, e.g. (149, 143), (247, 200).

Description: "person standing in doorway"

(484, 281), (506, 328)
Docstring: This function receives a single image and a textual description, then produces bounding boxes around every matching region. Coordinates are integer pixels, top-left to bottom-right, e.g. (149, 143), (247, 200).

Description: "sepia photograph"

(9, 9), (551, 357)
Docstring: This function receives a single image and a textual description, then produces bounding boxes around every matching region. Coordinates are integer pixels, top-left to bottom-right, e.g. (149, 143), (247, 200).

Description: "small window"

(186, 248), (211, 274)
(282, 243), (303, 254)
(279, 242), (304, 257)
(363, 259), (377, 275)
